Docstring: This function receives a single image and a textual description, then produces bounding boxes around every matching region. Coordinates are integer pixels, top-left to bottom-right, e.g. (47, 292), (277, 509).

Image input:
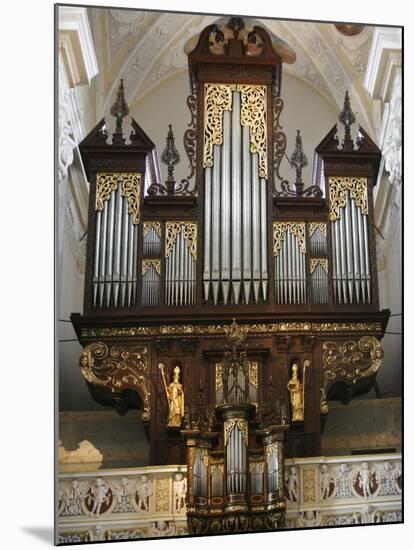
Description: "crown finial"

(110, 79), (130, 144)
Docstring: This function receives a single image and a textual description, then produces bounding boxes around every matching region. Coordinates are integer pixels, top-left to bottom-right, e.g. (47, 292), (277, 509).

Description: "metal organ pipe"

(211, 145), (221, 306)
(113, 184), (123, 307)
(203, 88), (268, 306)
(231, 91), (242, 304)
(221, 110), (231, 304)
(93, 211), (101, 307)
(105, 191), (115, 307)
(242, 126), (252, 304)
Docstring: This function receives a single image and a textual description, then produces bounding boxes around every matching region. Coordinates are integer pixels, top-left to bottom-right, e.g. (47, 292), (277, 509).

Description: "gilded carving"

(143, 221), (162, 237)
(165, 222), (197, 260)
(204, 84), (267, 178)
(320, 336), (383, 413)
(273, 222), (306, 256)
(288, 361), (309, 422)
(239, 85), (267, 178)
(80, 322), (383, 339)
(328, 176), (368, 221)
(96, 173), (141, 224)
(310, 258), (328, 274)
(215, 362), (224, 390)
(309, 222), (327, 237)
(142, 259), (161, 276)
(224, 418), (248, 447)
(203, 84), (233, 169)
(79, 343), (151, 421)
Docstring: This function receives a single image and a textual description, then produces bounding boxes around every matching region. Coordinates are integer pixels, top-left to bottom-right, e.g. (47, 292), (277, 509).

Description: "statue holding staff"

(287, 360), (309, 421)
(159, 363), (185, 427)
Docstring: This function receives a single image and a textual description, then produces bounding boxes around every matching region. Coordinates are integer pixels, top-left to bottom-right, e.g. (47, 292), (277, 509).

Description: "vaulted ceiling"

(88, 8), (376, 135)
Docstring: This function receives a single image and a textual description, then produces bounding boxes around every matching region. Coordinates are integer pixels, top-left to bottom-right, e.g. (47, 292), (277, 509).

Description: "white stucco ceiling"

(88, 8), (376, 135)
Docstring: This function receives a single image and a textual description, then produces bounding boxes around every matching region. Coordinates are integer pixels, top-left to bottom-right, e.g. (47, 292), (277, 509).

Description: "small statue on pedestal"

(159, 364), (185, 428)
(287, 361), (309, 422)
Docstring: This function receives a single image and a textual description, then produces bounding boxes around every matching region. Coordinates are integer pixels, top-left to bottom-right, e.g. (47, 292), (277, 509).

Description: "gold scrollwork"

(328, 176), (368, 221)
(215, 363), (224, 390)
(239, 85), (267, 179)
(320, 336), (383, 414)
(309, 222), (327, 237)
(79, 342), (151, 421)
(143, 221), (162, 237)
(204, 84), (267, 179)
(96, 173), (141, 224)
(224, 418), (248, 447)
(142, 259), (161, 276)
(204, 84), (233, 168)
(165, 222), (197, 260)
(310, 258), (328, 274)
(80, 321), (383, 339)
(273, 222), (306, 256)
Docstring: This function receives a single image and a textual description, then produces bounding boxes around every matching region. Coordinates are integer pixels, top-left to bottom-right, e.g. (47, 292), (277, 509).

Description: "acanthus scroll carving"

(80, 342), (151, 421)
(328, 176), (368, 221)
(95, 173), (141, 224)
(320, 336), (383, 414)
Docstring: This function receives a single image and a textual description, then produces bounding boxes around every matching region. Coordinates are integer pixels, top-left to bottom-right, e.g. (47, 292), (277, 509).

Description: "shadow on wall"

(59, 409), (150, 471)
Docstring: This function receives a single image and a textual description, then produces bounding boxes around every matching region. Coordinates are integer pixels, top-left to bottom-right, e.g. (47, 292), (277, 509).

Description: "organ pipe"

(165, 222), (197, 306)
(203, 88), (268, 306)
(331, 191), (371, 304)
(93, 182), (138, 309)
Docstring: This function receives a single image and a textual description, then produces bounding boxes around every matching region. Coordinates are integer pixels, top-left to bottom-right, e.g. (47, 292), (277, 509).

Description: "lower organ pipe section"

(310, 259), (328, 304)
(226, 422), (247, 494)
(142, 260), (161, 306)
(165, 222), (197, 306)
(274, 223), (306, 305)
(331, 191), (371, 304)
(93, 184), (138, 308)
(267, 446), (279, 493)
(203, 90), (268, 306)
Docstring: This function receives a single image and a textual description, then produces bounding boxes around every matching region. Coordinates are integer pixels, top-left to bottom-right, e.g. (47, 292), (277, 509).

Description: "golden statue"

(287, 361), (309, 422)
(159, 364), (185, 427)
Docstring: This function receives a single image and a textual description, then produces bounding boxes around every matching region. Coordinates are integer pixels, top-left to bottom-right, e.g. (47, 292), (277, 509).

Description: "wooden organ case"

(71, 17), (389, 532)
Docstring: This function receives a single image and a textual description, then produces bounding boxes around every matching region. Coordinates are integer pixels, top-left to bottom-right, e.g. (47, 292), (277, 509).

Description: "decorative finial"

(339, 91), (356, 151)
(161, 124), (181, 194)
(110, 79), (129, 144)
(227, 17), (245, 38)
(290, 130), (308, 195)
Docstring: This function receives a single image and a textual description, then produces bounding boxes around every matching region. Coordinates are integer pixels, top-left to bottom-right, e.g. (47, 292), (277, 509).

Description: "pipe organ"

(72, 16), (389, 535)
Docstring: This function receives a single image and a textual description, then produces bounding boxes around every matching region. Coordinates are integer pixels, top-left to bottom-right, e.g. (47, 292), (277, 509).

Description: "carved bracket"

(320, 336), (383, 414)
(80, 342), (151, 421)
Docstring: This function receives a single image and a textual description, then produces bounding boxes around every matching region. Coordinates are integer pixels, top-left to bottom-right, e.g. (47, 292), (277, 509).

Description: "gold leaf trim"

(329, 176), (368, 221)
(215, 362), (224, 391)
(96, 173), (141, 224)
(310, 258), (328, 274)
(204, 84), (267, 179)
(142, 259), (161, 276)
(203, 84), (233, 168)
(224, 418), (248, 447)
(80, 322), (383, 339)
(239, 85), (267, 179)
(265, 442), (279, 463)
(143, 221), (162, 237)
(165, 222), (197, 260)
(273, 222), (306, 256)
(309, 222), (327, 238)
(80, 343), (150, 421)
(320, 336), (383, 414)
